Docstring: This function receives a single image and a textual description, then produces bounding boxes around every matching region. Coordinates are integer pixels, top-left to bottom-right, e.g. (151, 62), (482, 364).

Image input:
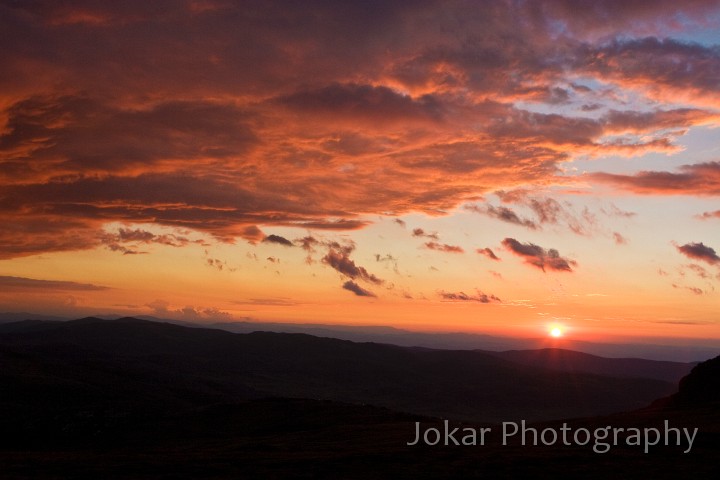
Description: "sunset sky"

(1, 1), (719, 342)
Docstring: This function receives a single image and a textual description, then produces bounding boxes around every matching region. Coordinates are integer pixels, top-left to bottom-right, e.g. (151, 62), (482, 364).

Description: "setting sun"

(550, 327), (563, 338)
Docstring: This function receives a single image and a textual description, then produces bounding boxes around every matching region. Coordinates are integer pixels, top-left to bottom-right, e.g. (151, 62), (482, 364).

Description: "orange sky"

(0, 1), (719, 342)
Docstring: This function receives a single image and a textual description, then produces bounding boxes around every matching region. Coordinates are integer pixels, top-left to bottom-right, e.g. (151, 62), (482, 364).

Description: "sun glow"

(550, 327), (563, 338)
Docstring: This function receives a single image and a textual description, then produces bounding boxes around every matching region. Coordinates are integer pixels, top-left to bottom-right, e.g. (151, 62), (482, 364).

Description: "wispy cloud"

(438, 290), (501, 303)
(477, 247), (500, 260)
(424, 242), (464, 254)
(342, 280), (377, 297)
(0, 276), (109, 291)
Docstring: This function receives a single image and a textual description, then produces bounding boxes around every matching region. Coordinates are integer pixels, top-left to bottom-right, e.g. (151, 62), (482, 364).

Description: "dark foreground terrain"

(0, 317), (717, 478)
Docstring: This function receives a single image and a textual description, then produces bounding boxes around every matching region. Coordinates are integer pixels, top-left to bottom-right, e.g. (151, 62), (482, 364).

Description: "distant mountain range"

(2, 311), (716, 362)
(0, 317), (685, 424)
(0, 312), (720, 363)
(1, 316), (718, 479)
(207, 320), (718, 362)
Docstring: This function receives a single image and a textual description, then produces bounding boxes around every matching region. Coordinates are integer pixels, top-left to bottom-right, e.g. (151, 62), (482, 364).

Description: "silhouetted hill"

(482, 348), (694, 383)
(0, 317), (675, 425)
(671, 355), (720, 407)
(2, 318), (718, 479)
(208, 320), (718, 362)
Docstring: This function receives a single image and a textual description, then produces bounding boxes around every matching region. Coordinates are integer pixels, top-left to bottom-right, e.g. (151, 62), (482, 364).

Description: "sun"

(549, 327), (563, 338)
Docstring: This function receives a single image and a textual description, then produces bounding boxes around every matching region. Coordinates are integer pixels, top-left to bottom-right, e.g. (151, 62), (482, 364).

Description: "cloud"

(685, 264), (711, 280)
(206, 258), (226, 271)
(322, 249), (383, 284)
(424, 242), (464, 254)
(466, 204), (538, 230)
(613, 232), (628, 245)
(490, 191), (601, 236)
(1, 1), (720, 260)
(578, 37), (720, 106)
(501, 238), (577, 272)
(281, 219), (370, 230)
(601, 204), (637, 218)
(0, 275), (109, 291)
(697, 210), (720, 220)
(477, 248), (500, 260)
(672, 284), (704, 296)
(438, 290), (501, 303)
(276, 83), (444, 126)
(590, 162), (720, 196)
(675, 242), (720, 265)
(375, 253), (400, 274)
(99, 227), (194, 255)
(412, 228), (439, 240)
(342, 280), (376, 297)
(262, 234), (293, 247)
(146, 299), (233, 319)
(239, 225), (265, 244)
(233, 297), (301, 307)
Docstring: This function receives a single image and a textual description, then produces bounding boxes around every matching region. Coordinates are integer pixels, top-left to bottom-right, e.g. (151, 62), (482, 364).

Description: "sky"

(0, 0), (719, 342)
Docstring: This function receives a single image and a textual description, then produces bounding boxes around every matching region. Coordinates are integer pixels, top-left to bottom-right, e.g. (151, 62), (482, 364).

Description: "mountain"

(669, 355), (720, 409)
(0, 317), (675, 425)
(481, 348), (694, 383)
(1, 317), (717, 479)
(0, 312), (68, 323)
(1, 312), (716, 361)
(207, 319), (717, 362)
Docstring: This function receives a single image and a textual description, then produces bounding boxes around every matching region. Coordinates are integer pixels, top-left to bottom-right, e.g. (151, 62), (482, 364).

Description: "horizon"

(2, 311), (717, 363)
(1, 2), (720, 346)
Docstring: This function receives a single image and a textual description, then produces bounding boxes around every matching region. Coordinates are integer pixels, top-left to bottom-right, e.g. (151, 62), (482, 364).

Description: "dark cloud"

(466, 204), (538, 230)
(1, 1), (719, 260)
(0, 95), (257, 180)
(438, 290), (501, 303)
(281, 219), (370, 230)
(590, 162), (720, 196)
(477, 248), (500, 260)
(342, 280), (376, 297)
(106, 243), (147, 255)
(101, 227), (193, 254)
(412, 228), (439, 240)
(277, 83), (444, 126)
(578, 37), (720, 104)
(0, 275), (109, 291)
(501, 238), (577, 272)
(262, 234), (293, 247)
(322, 249), (383, 284)
(393, 218), (407, 228)
(676, 242), (720, 265)
(424, 242), (464, 254)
